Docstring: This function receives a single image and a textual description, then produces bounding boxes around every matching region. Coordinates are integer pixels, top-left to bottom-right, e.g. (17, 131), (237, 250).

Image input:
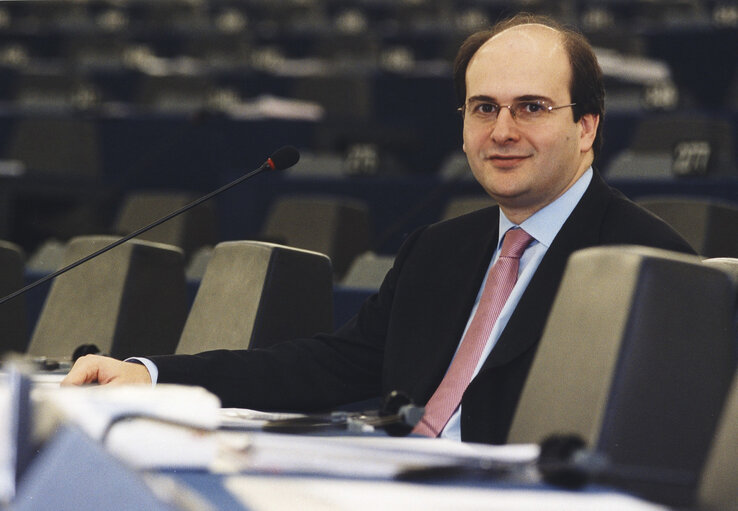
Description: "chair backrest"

(440, 196), (496, 221)
(26, 239), (65, 273)
(6, 117), (101, 177)
(261, 195), (371, 279)
(697, 371), (738, 510)
(184, 245), (214, 281)
(605, 115), (736, 179)
(703, 257), (738, 351)
(0, 240), (28, 355)
(637, 197), (738, 258)
(28, 236), (187, 360)
(175, 241), (333, 354)
(135, 74), (215, 113)
(114, 191), (218, 261)
(508, 245), (737, 507)
(340, 251), (394, 289)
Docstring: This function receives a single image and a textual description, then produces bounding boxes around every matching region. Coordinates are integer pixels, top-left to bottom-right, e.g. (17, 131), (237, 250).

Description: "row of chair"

(0, 236), (336, 361)
(24, 188), (497, 282)
(4, 191), (737, 359)
(6, 234), (738, 508)
(21, 191), (738, 291)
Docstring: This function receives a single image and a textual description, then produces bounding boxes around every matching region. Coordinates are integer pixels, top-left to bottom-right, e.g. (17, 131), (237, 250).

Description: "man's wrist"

(124, 357), (159, 386)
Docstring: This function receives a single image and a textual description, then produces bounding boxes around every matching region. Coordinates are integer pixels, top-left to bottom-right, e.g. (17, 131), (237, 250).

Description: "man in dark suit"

(63, 14), (695, 444)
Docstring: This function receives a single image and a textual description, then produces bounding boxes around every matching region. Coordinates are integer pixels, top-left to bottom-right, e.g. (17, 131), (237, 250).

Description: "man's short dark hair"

(453, 13), (605, 159)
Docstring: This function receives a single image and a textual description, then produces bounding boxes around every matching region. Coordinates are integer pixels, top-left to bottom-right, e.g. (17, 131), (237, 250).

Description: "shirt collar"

(498, 167), (593, 249)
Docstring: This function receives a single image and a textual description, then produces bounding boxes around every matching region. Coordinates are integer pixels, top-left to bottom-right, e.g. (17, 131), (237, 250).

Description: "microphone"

(0, 146), (300, 308)
(261, 390), (424, 436)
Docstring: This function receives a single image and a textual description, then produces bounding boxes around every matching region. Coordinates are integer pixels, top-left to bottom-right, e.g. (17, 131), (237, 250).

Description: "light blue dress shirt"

(440, 168), (593, 440)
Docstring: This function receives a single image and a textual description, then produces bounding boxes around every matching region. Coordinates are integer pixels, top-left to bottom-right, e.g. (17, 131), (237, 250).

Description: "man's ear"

(578, 113), (599, 153)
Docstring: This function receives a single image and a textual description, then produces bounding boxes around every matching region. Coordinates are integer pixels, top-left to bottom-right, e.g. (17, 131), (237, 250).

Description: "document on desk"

(33, 384), (222, 470)
(219, 408), (307, 429)
(214, 430), (539, 479)
(224, 475), (671, 511)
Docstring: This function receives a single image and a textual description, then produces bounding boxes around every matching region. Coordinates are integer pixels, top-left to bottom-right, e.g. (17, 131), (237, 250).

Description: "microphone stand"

(0, 146), (299, 307)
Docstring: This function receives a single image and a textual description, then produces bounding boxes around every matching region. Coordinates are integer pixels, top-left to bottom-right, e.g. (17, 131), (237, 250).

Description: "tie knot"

(500, 228), (534, 259)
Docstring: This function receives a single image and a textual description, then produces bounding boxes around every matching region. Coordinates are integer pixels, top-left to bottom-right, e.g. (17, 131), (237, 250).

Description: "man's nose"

(490, 107), (519, 143)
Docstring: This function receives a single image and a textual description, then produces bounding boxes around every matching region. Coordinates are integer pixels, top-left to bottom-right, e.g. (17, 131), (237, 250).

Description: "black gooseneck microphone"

(260, 390), (424, 436)
(0, 146), (300, 308)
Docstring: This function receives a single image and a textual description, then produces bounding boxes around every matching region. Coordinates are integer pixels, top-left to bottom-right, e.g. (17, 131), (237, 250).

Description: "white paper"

(212, 430), (538, 479)
(225, 475), (671, 511)
(219, 408), (307, 429)
(33, 384), (222, 469)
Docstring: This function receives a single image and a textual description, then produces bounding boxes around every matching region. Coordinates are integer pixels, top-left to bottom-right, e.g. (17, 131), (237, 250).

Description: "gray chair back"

(440, 196), (496, 221)
(114, 191), (218, 261)
(340, 251), (394, 290)
(509, 245), (737, 507)
(28, 236), (187, 360)
(176, 241), (333, 354)
(697, 371), (738, 510)
(261, 195), (371, 279)
(638, 197), (738, 258)
(7, 117), (101, 177)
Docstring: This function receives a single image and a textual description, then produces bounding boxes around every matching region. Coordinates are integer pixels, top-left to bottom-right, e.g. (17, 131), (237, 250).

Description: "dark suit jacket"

(151, 171), (695, 444)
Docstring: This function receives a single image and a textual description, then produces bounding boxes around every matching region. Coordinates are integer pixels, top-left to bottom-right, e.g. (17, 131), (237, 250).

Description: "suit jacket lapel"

(481, 172), (614, 368)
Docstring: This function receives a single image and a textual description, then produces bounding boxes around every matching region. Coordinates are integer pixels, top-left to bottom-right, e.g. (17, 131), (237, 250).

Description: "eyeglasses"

(458, 99), (576, 124)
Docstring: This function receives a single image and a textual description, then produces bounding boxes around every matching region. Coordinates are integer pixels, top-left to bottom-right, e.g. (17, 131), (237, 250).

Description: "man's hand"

(61, 355), (152, 386)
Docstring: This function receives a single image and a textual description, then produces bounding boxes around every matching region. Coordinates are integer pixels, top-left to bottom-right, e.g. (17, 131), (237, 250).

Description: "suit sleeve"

(148, 227), (427, 411)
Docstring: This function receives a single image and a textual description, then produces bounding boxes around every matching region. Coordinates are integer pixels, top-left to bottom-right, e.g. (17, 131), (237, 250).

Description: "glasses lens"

(513, 101), (549, 122)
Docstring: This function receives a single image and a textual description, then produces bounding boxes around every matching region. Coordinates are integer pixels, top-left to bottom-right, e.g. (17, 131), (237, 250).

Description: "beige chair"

(176, 241), (333, 354)
(605, 115), (736, 179)
(261, 195), (372, 279)
(697, 258), (738, 510)
(28, 236), (188, 360)
(509, 245), (736, 507)
(697, 371), (738, 510)
(6, 117), (101, 177)
(114, 191), (218, 261)
(440, 196), (496, 221)
(637, 197), (738, 258)
(340, 251), (394, 290)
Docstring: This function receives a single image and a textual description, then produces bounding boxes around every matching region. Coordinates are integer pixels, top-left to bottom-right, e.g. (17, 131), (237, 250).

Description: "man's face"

(462, 24), (598, 223)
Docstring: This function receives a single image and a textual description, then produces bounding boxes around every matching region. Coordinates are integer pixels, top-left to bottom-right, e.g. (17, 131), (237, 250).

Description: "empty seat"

(703, 257), (738, 283)
(0, 240), (28, 355)
(438, 151), (474, 181)
(340, 251), (394, 289)
(175, 241), (333, 354)
(184, 245), (214, 281)
(114, 191), (218, 261)
(135, 75), (217, 113)
(703, 257), (738, 347)
(508, 245), (736, 507)
(26, 239), (65, 273)
(605, 115), (736, 179)
(6, 117), (102, 177)
(284, 151), (346, 179)
(261, 195), (372, 279)
(12, 72), (100, 110)
(27, 236), (188, 361)
(289, 74), (372, 120)
(637, 197), (738, 258)
(697, 371), (738, 510)
(440, 196), (496, 221)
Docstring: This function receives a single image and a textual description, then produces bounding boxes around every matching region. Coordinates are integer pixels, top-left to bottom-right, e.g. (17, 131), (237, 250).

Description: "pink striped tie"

(412, 228), (534, 437)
